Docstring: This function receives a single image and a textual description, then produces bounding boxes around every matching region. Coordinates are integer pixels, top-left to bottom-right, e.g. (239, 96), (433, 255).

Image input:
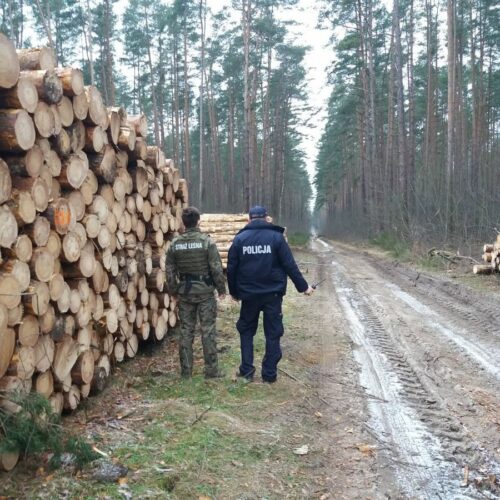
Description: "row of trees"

(315, 0), (499, 245)
(0, 0), (312, 230)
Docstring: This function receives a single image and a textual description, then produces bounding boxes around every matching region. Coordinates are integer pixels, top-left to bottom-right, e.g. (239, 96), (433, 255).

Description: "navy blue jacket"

(227, 219), (308, 300)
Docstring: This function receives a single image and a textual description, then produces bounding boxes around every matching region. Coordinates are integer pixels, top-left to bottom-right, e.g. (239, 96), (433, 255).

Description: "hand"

(304, 286), (314, 296)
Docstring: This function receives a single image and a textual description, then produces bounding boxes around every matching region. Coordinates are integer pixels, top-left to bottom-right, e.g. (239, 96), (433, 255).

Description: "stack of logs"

(473, 237), (500, 275)
(0, 35), (188, 470)
(199, 214), (247, 269)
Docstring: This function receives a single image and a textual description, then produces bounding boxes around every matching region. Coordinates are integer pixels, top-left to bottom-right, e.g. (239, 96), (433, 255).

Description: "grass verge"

(1, 294), (316, 500)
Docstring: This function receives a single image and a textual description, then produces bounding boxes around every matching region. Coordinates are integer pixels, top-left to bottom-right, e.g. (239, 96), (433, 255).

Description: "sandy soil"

(296, 238), (499, 499)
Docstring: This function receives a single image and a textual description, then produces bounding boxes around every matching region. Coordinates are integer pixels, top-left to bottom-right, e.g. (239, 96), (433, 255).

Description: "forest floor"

(1, 238), (499, 499)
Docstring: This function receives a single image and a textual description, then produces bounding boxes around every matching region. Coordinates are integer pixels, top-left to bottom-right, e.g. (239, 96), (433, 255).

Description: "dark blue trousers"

(236, 294), (284, 381)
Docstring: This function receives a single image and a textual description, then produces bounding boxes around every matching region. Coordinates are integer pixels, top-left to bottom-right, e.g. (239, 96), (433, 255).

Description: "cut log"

(8, 345), (35, 380)
(49, 392), (64, 415)
(0, 449), (19, 472)
(131, 137), (147, 161)
(117, 126), (135, 151)
(126, 334), (139, 358)
(53, 336), (79, 382)
(20, 69), (62, 104)
(71, 350), (95, 385)
(33, 332), (55, 372)
(84, 125), (105, 153)
(0, 327), (15, 378)
(61, 231), (81, 264)
(0, 303), (7, 331)
(55, 67), (84, 96)
(24, 280), (50, 316)
(67, 121), (85, 156)
(0, 206), (18, 248)
(89, 194), (109, 223)
(11, 176), (49, 213)
(24, 215), (50, 247)
(35, 370), (53, 397)
(81, 170), (98, 204)
(473, 264), (493, 275)
(51, 314), (74, 342)
(0, 109), (35, 152)
(90, 366), (107, 395)
(17, 47), (55, 71)
(0, 375), (23, 395)
(68, 190), (85, 221)
(129, 165), (149, 198)
(39, 303), (56, 334)
(3, 145), (43, 178)
(1, 259), (30, 291)
(17, 314), (39, 347)
(72, 92), (88, 121)
(51, 128), (71, 157)
(127, 114), (147, 137)
(50, 104), (62, 134)
(200, 213), (248, 223)
(45, 197), (72, 235)
(57, 95), (74, 127)
(63, 385), (80, 411)
(33, 100), (55, 137)
(6, 189), (36, 227)
(29, 247), (55, 282)
(84, 86), (108, 128)
(168, 310), (177, 328)
(0, 33), (20, 88)
(88, 144), (116, 183)
(0, 76), (38, 112)
(42, 150), (61, 179)
(113, 341), (125, 362)
(3, 235), (32, 263)
(59, 151), (89, 189)
(0, 158), (11, 205)
(107, 109), (120, 145)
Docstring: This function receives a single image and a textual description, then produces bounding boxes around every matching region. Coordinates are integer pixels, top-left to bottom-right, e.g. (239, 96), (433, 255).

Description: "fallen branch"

(191, 406), (211, 426)
(428, 248), (480, 265)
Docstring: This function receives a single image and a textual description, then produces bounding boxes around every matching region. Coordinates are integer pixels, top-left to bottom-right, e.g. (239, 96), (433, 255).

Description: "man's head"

(248, 205), (268, 220)
(182, 206), (201, 229)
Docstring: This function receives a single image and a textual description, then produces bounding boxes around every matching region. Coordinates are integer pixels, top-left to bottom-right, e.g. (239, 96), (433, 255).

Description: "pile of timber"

(199, 214), (247, 268)
(0, 35), (188, 471)
(473, 238), (500, 275)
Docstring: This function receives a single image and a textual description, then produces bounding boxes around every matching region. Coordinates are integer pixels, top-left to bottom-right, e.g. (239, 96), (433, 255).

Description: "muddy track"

(311, 239), (499, 499)
(367, 254), (500, 343)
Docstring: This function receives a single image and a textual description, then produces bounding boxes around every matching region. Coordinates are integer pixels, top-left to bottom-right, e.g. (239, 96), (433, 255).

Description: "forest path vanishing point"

(300, 238), (499, 499)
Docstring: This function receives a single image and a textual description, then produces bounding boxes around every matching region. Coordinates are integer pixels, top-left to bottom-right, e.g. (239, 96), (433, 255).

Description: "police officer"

(227, 206), (313, 383)
(166, 207), (227, 379)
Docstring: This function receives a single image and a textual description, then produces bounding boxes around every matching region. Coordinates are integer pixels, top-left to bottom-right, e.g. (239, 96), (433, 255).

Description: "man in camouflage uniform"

(166, 207), (227, 378)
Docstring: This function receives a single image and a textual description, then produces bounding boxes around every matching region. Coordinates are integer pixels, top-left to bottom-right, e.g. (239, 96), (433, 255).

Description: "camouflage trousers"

(178, 294), (219, 378)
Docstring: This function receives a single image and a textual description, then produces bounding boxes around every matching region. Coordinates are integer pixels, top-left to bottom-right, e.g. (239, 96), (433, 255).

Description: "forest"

(1, 0), (499, 243)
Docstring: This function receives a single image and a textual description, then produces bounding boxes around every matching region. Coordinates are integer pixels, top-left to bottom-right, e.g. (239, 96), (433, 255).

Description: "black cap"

(249, 205), (268, 219)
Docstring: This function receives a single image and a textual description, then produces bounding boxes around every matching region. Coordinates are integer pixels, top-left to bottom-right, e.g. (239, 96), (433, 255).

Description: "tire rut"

(314, 242), (499, 498)
(368, 257), (500, 341)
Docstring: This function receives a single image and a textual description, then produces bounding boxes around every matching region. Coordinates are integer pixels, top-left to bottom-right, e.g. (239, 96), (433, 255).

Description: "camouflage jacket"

(166, 227), (226, 296)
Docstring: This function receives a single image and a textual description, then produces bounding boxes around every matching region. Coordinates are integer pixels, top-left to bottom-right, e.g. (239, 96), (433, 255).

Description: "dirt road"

(303, 238), (499, 499)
